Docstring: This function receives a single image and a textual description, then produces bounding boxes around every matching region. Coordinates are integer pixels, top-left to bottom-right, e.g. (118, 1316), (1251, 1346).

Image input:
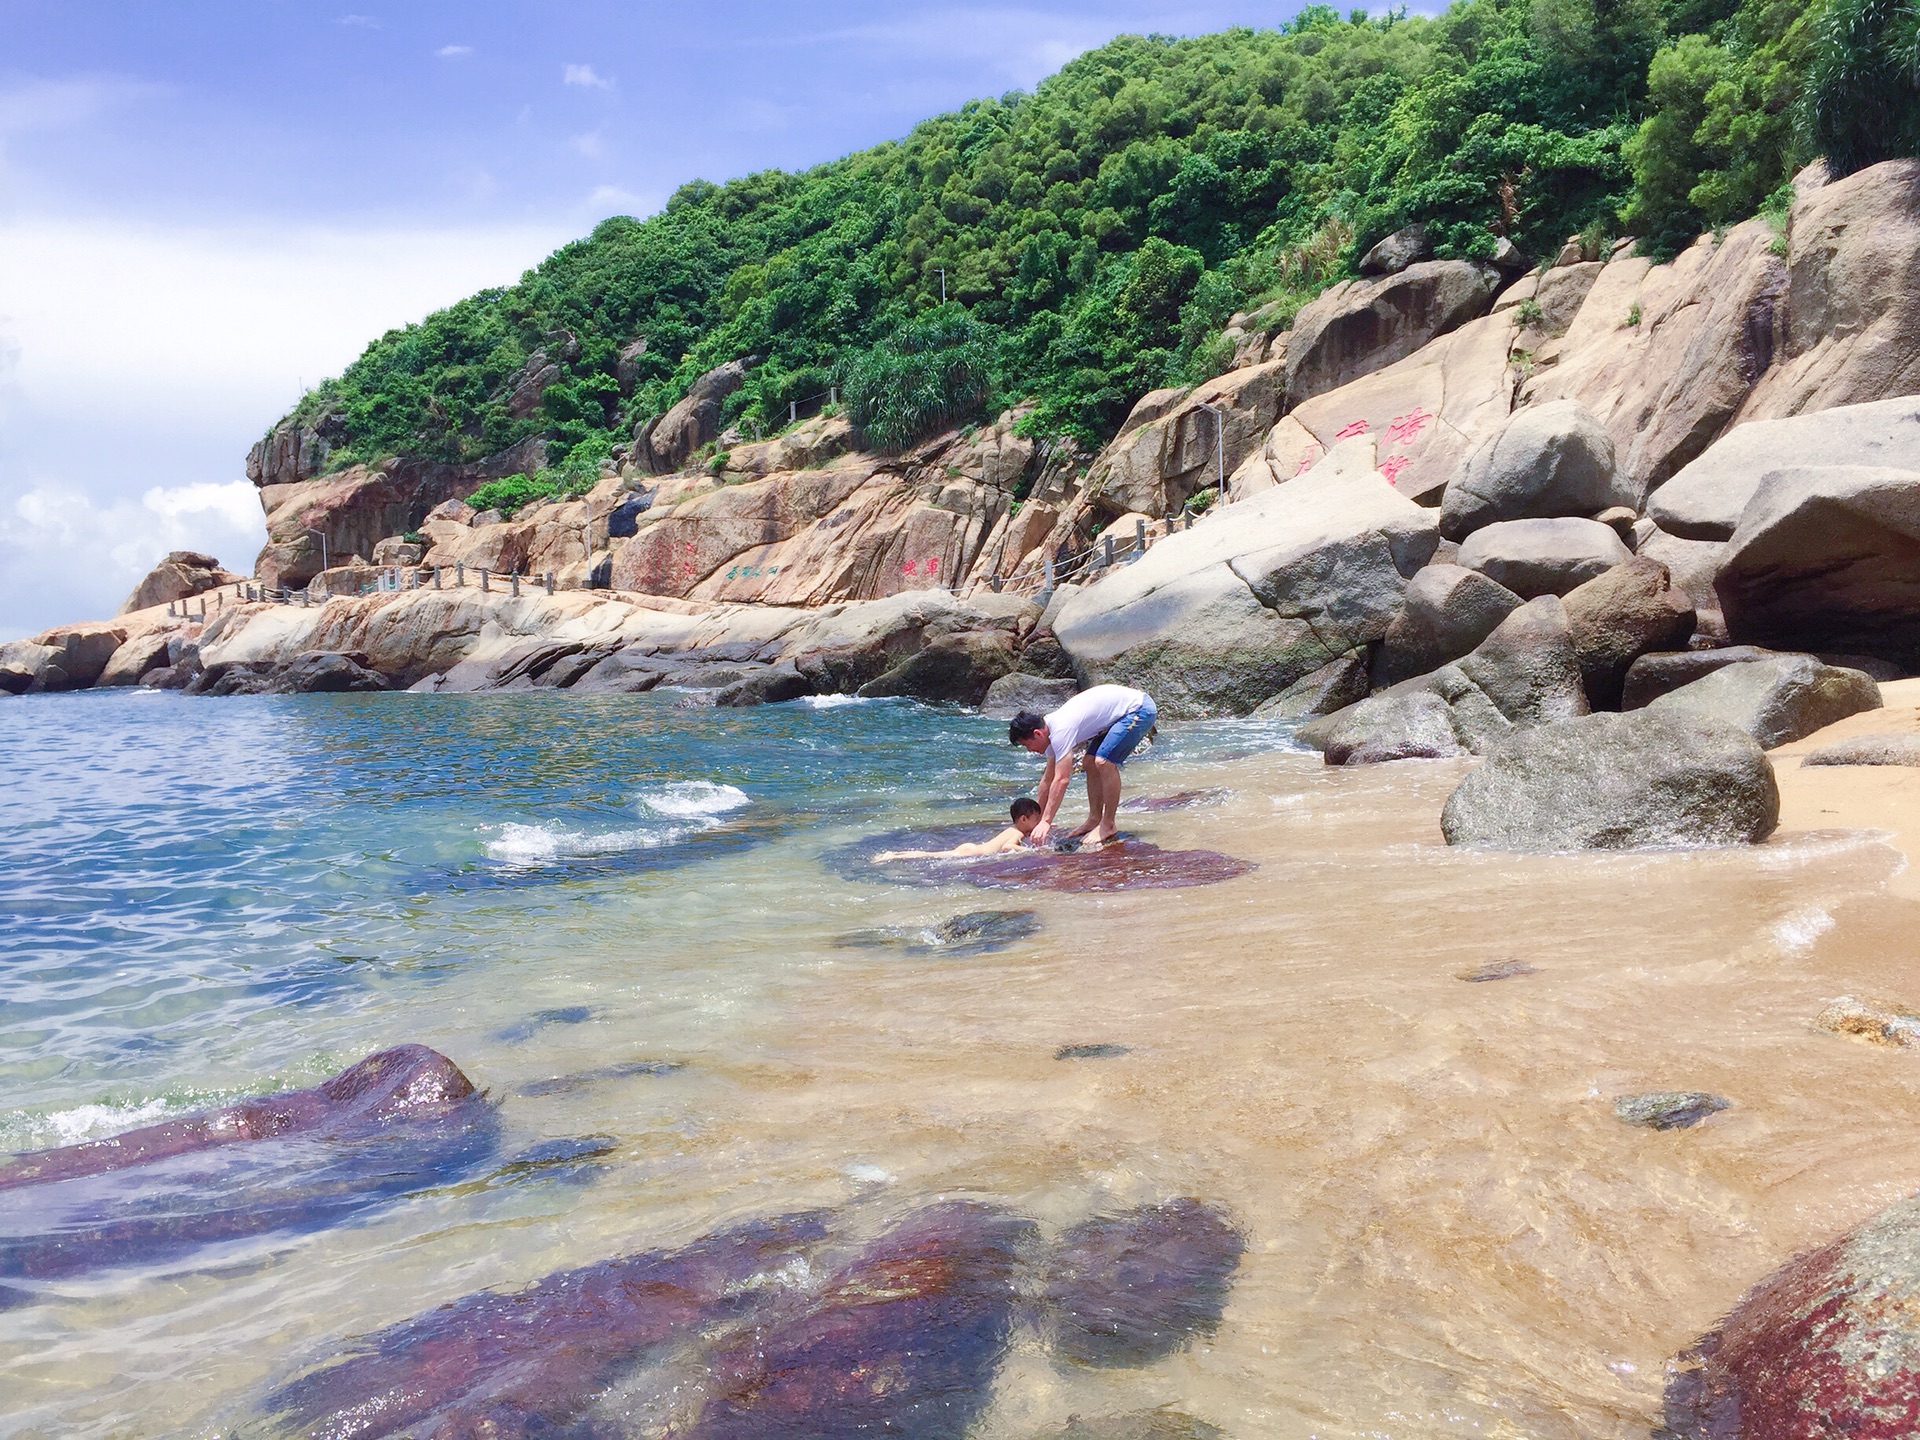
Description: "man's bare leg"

(1077, 756), (1122, 842)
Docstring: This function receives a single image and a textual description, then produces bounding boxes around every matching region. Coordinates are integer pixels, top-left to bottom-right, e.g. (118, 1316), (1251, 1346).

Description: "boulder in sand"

(1440, 709), (1779, 850)
(1449, 594), (1592, 730)
(1659, 1187), (1920, 1439)
(1052, 451), (1438, 717)
(1802, 734), (1920, 767)
(1457, 517), (1633, 599)
(1815, 994), (1920, 1046)
(1648, 395), (1920, 541)
(1648, 654), (1881, 748)
(1439, 399), (1628, 540)
(1378, 564), (1524, 686)
(1715, 463), (1920, 669)
(1621, 645), (1782, 710)
(1561, 558), (1697, 710)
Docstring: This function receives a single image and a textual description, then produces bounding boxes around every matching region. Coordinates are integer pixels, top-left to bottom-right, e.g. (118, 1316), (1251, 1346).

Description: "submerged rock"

(517, 1061), (685, 1098)
(1658, 1188), (1920, 1439)
(691, 1202), (1033, 1440)
(491, 1004), (597, 1044)
(262, 1212), (828, 1439)
(1815, 995), (1920, 1047)
(1441, 710), (1779, 851)
(1042, 1198), (1245, 1368)
(1041, 1407), (1227, 1440)
(1120, 789), (1230, 813)
(1322, 690), (1467, 765)
(835, 909), (1044, 959)
(0, 1046), (498, 1291)
(1056, 1043), (1131, 1060)
(965, 841), (1257, 894)
(1613, 1091), (1728, 1130)
(1457, 958), (1539, 982)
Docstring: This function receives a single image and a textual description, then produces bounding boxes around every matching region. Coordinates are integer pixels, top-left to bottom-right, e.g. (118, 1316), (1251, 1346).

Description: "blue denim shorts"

(1091, 697), (1157, 767)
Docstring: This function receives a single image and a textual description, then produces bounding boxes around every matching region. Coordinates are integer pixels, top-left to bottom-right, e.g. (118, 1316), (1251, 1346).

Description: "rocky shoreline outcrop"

(13, 159), (1920, 852)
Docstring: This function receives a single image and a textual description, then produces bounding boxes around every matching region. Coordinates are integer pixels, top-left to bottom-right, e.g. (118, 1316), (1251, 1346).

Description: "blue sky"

(0, 1), (1311, 637)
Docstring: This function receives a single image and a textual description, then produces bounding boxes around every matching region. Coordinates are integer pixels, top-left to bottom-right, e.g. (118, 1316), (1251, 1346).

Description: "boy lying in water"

(873, 798), (1043, 862)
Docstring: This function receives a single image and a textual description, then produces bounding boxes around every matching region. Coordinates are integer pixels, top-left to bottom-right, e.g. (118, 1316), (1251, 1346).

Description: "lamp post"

(306, 528), (329, 574)
(1195, 402), (1226, 502)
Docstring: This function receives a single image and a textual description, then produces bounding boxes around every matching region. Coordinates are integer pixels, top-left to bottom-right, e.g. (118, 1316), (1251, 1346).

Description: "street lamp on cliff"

(306, 529), (330, 575)
(1195, 402), (1226, 502)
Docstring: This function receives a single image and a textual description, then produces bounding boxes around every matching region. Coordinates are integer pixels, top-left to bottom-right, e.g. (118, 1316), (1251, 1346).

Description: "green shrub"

(1515, 297), (1546, 327)
(838, 306), (995, 452)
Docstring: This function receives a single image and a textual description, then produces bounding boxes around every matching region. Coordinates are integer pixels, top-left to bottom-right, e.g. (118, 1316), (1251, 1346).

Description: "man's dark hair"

(1008, 711), (1045, 746)
(1010, 797), (1041, 821)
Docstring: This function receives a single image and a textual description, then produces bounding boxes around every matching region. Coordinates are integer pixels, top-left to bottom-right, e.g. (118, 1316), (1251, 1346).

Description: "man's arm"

(1031, 754), (1070, 844)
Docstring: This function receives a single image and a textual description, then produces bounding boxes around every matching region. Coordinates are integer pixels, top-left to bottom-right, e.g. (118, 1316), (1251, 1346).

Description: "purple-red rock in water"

(966, 841), (1256, 893)
(1658, 1192), (1920, 1439)
(1042, 1199), (1245, 1368)
(1118, 789), (1230, 813)
(0, 1046), (497, 1292)
(263, 1213), (827, 1440)
(690, 1201), (1034, 1439)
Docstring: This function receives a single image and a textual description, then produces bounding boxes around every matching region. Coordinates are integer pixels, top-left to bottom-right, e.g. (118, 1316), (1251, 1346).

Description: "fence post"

(456, 562), (465, 588)
(300, 589), (310, 608)
(511, 572), (521, 597)
(1044, 555), (1055, 591)
(545, 571), (555, 595)
(789, 400), (797, 425)
(168, 601), (176, 617)
(481, 568), (490, 593)
(1135, 518), (1147, 553)
(990, 572), (1002, 592)
(434, 566), (443, 590)
(1102, 534), (1115, 569)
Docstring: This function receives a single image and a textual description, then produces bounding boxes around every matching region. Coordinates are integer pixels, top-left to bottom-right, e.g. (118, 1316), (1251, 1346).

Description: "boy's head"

(1009, 797), (1042, 834)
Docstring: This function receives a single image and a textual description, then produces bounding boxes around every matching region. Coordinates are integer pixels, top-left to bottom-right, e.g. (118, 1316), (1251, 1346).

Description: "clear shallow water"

(3, 688), (1918, 1437)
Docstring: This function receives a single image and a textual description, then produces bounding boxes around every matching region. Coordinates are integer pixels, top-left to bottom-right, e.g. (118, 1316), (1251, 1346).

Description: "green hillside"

(283, 0), (1912, 482)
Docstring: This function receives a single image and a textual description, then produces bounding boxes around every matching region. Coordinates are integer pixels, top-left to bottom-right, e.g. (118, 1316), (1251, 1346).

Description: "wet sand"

(10, 721), (1920, 1437)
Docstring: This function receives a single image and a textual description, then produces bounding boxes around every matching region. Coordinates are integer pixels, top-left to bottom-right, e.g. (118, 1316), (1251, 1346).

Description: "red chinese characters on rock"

(1386, 407), (1434, 447)
(901, 557), (941, 579)
(1334, 419), (1372, 441)
(1378, 455), (1409, 486)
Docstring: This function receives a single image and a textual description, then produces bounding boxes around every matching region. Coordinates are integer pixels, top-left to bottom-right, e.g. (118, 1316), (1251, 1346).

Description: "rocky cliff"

(12, 159), (1920, 722)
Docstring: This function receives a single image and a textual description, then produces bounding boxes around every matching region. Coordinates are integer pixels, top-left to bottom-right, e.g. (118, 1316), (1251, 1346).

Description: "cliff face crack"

(1224, 555), (1340, 659)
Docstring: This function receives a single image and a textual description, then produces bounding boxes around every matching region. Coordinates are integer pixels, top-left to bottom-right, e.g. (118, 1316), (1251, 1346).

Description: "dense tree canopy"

(288, 0), (1912, 473)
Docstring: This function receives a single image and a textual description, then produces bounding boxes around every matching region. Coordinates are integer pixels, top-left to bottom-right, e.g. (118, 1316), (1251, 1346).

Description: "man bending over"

(1008, 684), (1158, 846)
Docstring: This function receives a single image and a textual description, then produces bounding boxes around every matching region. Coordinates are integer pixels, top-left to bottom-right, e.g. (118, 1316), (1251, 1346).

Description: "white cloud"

(437, 44), (475, 59)
(0, 216), (571, 638)
(563, 64), (612, 90)
(587, 184), (648, 213)
(568, 130), (605, 158)
(338, 14), (381, 28)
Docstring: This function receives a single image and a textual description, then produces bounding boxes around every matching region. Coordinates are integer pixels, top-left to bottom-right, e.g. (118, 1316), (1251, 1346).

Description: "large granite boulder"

(1648, 395), (1920, 540)
(1622, 646), (1814, 710)
(1457, 517), (1634, 598)
(1637, 527), (1729, 640)
(1740, 158), (1920, 421)
(1648, 654), (1882, 748)
(1659, 1189), (1920, 1439)
(982, 672), (1078, 719)
(1052, 450), (1439, 717)
(635, 358), (749, 473)
(1321, 691), (1467, 765)
(1438, 400), (1627, 540)
(1357, 224), (1432, 276)
(1447, 594), (1592, 729)
(118, 551), (243, 615)
(1084, 361), (1284, 519)
(96, 631), (174, 687)
(1561, 558), (1697, 709)
(1519, 218), (1787, 499)
(1253, 651), (1370, 719)
(1236, 311), (1518, 504)
(22, 624), (126, 691)
(1378, 564), (1525, 685)
(1285, 260), (1500, 407)
(1441, 710), (1779, 850)
(858, 631), (1017, 705)
(1715, 463), (1920, 668)
(277, 650), (392, 694)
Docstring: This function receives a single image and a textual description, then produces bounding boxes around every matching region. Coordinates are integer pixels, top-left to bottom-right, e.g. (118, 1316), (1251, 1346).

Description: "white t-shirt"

(1044, 684), (1148, 763)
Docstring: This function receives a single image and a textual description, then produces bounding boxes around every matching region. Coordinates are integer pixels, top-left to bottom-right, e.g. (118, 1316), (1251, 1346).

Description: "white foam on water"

(637, 781), (751, 819)
(9, 1098), (173, 1150)
(486, 821), (682, 865)
(800, 694), (867, 709)
(1774, 906), (1836, 953)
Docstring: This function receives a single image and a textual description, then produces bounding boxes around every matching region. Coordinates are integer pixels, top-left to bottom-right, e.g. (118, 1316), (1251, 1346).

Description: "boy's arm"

(980, 825), (1026, 854)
